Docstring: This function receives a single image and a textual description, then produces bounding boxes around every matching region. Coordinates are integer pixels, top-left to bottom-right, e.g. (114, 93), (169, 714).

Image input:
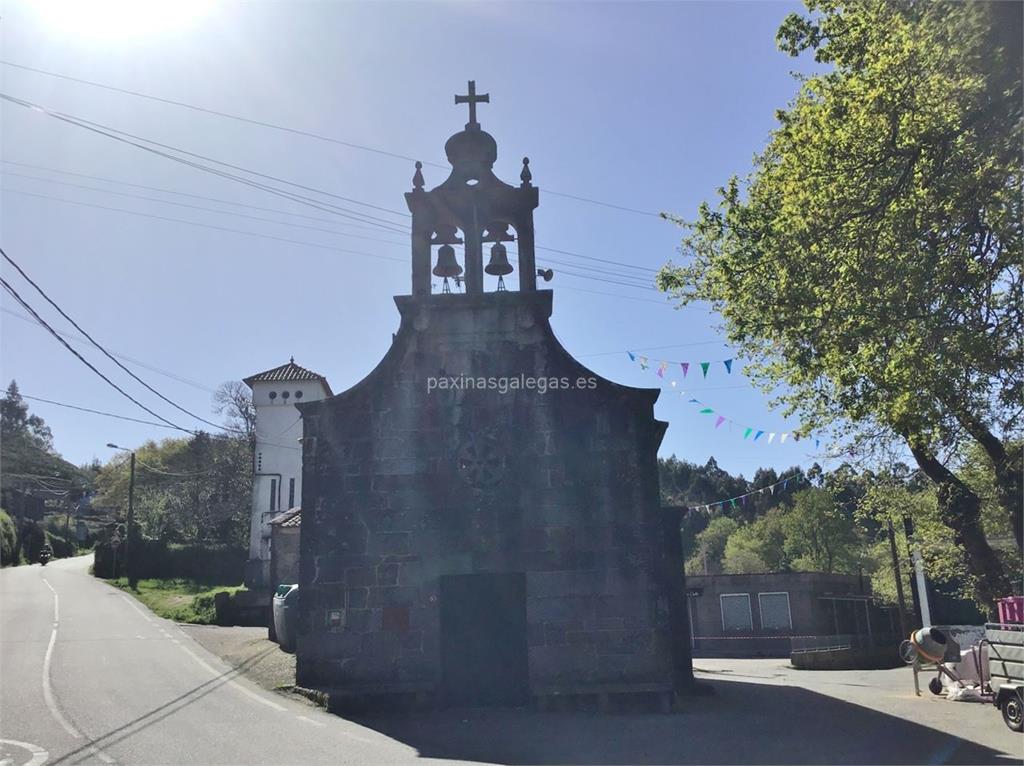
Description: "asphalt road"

(1, 556), (1020, 766)
(0, 555), (449, 766)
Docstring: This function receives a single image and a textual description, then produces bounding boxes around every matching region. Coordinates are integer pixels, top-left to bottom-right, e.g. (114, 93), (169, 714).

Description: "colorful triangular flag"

(700, 361), (710, 378)
(715, 415), (726, 428)
(754, 430), (764, 441)
(699, 408), (714, 414)
(657, 361), (667, 378)
(767, 433), (776, 444)
(680, 362), (689, 378)
(780, 433), (788, 444)
(743, 427), (753, 439)
(628, 351), (636, 362)
(723, 359), (733, 374)
(639, 356), (648, 370)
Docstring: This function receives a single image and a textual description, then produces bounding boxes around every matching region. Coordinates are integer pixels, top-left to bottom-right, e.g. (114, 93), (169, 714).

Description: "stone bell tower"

(407, 80), (539, 297)
(294, 82), (691, 710)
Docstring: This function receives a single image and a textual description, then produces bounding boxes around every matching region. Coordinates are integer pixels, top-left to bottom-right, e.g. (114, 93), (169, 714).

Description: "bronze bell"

(433, 244), (462, 293)
(485, 242), (513, 291)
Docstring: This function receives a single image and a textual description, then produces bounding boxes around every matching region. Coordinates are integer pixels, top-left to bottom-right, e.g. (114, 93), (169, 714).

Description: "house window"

(720, 593), (753, 632)
(288, 478), (295, 509)
(269, 479), (277, 512)
(758, 592), (793, 631)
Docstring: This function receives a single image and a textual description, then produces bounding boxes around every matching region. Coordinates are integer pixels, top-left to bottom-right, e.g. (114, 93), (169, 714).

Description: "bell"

(485, 242), (513, 291)
(433, 244), (462, 293)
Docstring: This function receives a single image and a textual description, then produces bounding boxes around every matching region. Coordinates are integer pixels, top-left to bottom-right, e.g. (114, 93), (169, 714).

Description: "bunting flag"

(625, 352), (827, 449)
(626, 353), (734, 379)
(683, 471), (806, 514)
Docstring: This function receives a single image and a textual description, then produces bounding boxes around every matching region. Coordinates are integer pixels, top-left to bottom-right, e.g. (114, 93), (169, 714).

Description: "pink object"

(998, 596), (1024, 625)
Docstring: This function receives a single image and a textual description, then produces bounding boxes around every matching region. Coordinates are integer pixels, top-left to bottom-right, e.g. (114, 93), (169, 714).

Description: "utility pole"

(887, 518), (909, 638)
(107, 443), (137, 587)
(904, 516), (932, 627)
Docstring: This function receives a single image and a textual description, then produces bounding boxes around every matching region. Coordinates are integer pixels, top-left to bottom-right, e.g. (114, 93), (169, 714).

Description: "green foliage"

(686, 516), (738, 575)
(1, 381), (91, 504)
(0, 510), (19, 566)
(93, 432), (252, 548)
(93, 538), (246, 582)
(110, 578), (244, 624)
(658, 0), (1022, 603)
(783, 488), (864, 574)
(723, 508), (789, 574)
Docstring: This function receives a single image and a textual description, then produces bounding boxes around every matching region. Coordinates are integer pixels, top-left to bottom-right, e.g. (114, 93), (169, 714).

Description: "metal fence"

(790, 633), (900, 654)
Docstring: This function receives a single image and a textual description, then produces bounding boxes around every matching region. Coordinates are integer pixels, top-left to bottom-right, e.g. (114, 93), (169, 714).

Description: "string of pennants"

(627, 352), (733, 379)
(626, 350), (823, 448)
(687, 471), (806, 514)
(685, 396), (821, 450)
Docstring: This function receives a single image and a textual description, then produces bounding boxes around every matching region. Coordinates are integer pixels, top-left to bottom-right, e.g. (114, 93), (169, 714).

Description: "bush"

(0, 510), (19, 566)
(93, 538), (246, 582)
(18, 520), (46, 563)
(45, 531), (75, 559)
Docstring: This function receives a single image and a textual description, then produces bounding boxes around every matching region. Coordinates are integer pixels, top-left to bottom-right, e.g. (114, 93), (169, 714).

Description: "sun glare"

(32, 0), (214, 42)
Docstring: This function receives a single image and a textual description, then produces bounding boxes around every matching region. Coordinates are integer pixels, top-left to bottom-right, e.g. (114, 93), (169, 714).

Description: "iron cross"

(455, 80), (489, 127)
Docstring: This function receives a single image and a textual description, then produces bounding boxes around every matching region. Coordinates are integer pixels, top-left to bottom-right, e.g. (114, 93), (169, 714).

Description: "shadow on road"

(49, 646), (279, 766)
(354, 679), (1015, 765)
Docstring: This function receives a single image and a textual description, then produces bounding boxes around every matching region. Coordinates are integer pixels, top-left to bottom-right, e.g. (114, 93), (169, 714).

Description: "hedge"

(93, 538), (246, 582)
(0, 510), (18, 566)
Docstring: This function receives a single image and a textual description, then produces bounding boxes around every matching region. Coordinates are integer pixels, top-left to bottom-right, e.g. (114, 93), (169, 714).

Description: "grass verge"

(109, 577), (245, 624)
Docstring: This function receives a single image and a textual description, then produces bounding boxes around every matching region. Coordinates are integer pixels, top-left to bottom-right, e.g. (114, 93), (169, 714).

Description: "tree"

(1, 380), (89, 501)
(213, 381), (256, 440)
(686, 515), (739, 575)
(723, 508), (790, 574)
(93, 432), (252, 548)
(658, 0), (1022, 606)
(782, 488), (864, 574)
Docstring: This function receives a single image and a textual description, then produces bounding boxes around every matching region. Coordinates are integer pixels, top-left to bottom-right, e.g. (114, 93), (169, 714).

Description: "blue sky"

(1, 0), (829, 478)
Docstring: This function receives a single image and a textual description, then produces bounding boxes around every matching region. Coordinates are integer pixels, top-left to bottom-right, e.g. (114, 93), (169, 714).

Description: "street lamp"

(107, 443), (136, 586)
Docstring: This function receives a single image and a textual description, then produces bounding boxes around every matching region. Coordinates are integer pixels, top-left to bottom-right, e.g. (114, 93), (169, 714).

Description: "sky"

(0, 0), (831, 479)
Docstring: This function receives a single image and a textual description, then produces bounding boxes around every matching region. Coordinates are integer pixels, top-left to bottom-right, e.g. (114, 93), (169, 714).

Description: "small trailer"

(985, 623), (1023, 732)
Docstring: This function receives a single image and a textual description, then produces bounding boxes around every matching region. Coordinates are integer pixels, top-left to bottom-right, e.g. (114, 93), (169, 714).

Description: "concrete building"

(293, 82), (692, 709)
(243, 359), (331, 588)
(686, 572), (898, 657)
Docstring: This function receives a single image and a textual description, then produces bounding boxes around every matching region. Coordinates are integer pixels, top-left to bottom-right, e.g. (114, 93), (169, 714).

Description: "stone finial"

(413, 161), (425, 191)
(520, 156), (532, 187)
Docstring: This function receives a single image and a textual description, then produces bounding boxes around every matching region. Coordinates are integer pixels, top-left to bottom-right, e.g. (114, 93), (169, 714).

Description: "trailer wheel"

(1001, 691), (1023, 733)
(928, 677), (943, 696)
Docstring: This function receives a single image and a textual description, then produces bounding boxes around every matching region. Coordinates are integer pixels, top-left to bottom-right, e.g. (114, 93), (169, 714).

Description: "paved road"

(0, 556), (450, 766)
(1, 556), (1020, 765)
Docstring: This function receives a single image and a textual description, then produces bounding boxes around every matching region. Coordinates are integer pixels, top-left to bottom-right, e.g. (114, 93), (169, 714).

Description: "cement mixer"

(900, 627), (964, 696)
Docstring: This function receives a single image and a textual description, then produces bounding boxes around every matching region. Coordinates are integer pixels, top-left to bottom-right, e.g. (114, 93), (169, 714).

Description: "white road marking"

(119, 594), (153, 623)
(39, 577), (116, 764)
(296, 715), (326, 727)
(174, 641), (287, 712)
(0, 738), (49, 766)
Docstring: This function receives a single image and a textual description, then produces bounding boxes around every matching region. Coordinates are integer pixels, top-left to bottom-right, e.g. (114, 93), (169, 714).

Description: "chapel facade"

(294, 83), (691, 708)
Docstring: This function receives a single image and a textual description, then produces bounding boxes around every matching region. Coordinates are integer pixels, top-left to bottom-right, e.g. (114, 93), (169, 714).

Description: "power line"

(579, 341), (731, 357)
(2, 247), (240, 435)
(3, 171), (410, 249)
(1, 60), (664, 218)
(3, 189), (409, 265)
(2, 160), (410, 237)
(3, 308), (216, 394)
(0, 275), (192, 433)
(0, 93), (410, 235)
(22, 394), (179, 429)
(5, 189), (664, 295)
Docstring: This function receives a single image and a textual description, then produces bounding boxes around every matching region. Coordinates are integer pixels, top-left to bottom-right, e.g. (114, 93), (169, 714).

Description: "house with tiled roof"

(243, 358), (331, 588)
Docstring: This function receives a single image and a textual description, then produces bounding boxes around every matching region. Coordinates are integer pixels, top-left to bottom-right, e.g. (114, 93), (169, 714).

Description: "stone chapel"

(294, 82), (692, 709)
